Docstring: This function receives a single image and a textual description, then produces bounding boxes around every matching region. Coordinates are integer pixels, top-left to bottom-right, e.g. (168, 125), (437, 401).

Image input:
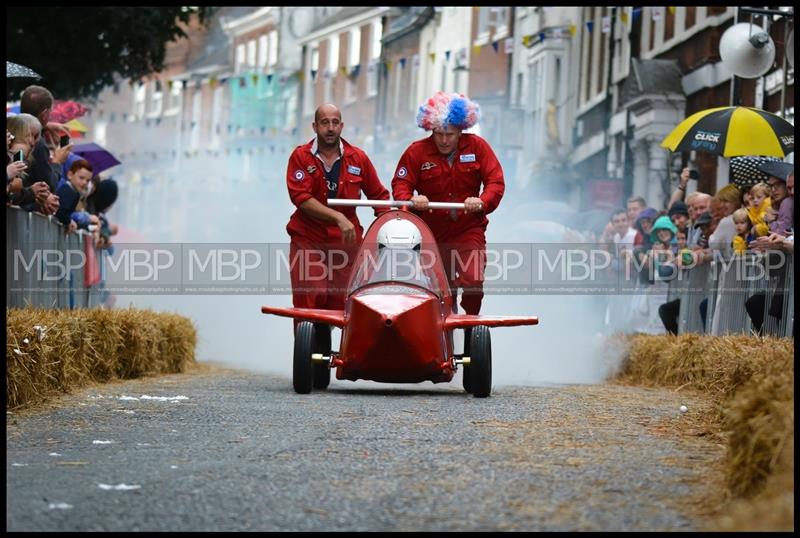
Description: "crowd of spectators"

(7, 85), (120, 306)
(595, 161), (794, 336)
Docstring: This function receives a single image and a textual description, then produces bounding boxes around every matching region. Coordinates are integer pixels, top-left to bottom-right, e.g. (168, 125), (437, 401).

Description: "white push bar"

(328, 199), (467, 210)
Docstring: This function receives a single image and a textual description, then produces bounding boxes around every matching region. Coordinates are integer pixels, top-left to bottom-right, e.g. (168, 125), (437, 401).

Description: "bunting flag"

(239, 77), (247, 88)
(267, 73), (273, 84)
(472, 43), (482, 55)
(385, 60), (393, 72)
(504, 37), (514, 54)
(632, 7), (642, 22)
(252, 74), (259, 86)
(350, 64), (360, 77)
(445, 50), (451, 61)
(538, 31), (545, 42)
(668, 6), (676, 15)
(491, 40), (499, 53)
(553, 28), (563, 41)
(339, 66), (347, 75)
(601, 15), (611, 33)
(310, 69), (317, 81)
(412, 54), (420, 67)
(209, 77), (218, 89)
(428, 52), (436, 63)
(569, 24), (577, 36)
(586, 20), (594, 33)
(155, 80), (162, 92)
(167, 80), (174, 90)
(522, 35), (532, 47)
(399, 57), (406, 69)
(182, 80), (188, 89)
(220, 77), (228, 85)
(620, 9), (628, 25)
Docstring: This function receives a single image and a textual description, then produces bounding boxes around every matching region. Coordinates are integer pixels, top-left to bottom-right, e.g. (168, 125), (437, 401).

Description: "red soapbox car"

(261, 200), (538, 397)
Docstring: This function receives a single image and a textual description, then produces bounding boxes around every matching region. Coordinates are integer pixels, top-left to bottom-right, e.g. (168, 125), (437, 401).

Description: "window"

(367, 21), (381, 97)
(211, 86), (223, 148)
(149, 81), (163, 117)
(392, 64), (401, 117)
(258, 35), (268, 68)
(133, 82), (146, 119)
(305, 45), (318, 116)
(349, 28), (361, 67)
(371, 21), (382, 60)
(236, 44), (246, 73)
(164, 81), (182, 115)
(476, 7), (490, 37)
(328, 35), (339, 71)
(492, 7), (510, 34)
(553, 57), (562, 103)
(367, 59), (379, 97)
(409, 59), (419, 111)
(268, 30), (278, 67)
(190, 90), (202, 150)
(247, 39), (257, 69)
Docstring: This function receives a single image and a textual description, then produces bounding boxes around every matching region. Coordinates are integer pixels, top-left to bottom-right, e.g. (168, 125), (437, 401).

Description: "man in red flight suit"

(391, 91), (505, 316)
(285, 103), (389, 313)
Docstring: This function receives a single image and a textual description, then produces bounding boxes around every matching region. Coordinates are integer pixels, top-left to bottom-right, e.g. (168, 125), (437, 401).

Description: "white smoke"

(109, 129), (629, 388)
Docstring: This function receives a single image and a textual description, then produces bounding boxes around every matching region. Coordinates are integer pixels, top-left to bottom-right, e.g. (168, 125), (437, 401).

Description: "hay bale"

(6, 306), (197, 410)
(615, 333), (794, 531)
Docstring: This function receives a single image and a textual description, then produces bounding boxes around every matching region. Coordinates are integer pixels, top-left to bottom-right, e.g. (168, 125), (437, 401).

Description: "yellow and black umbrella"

(661, 106), (794, 157)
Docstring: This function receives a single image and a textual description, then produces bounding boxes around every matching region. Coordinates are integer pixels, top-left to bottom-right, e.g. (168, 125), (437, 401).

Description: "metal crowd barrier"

(6, 205), (105, 310)
(759, 252), (794, 338)
(664, 252), (794, 337)
(675, 262), (713, 334)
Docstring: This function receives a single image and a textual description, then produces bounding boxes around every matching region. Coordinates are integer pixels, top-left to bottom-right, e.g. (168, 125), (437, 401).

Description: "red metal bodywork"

(261, 210), (538, 385)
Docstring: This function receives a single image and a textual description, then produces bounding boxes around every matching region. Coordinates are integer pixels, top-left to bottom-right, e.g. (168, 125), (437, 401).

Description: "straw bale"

(6, 307), (197, 410)
(615, 333), (794, 531)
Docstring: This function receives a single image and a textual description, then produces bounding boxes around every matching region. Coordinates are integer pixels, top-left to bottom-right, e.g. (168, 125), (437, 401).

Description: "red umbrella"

(49, 100), (88, 123)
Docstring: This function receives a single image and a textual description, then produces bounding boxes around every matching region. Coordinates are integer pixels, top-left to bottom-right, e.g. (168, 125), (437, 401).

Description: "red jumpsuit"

(391, 133), (505, 314)
(286, 137), (389, 310)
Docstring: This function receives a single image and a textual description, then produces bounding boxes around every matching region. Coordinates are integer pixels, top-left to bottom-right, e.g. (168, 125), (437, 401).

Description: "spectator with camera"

(6, 115), (54, 211)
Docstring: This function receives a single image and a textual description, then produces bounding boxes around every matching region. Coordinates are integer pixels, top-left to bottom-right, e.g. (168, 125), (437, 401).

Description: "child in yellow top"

(746, 182), (771, 237)
(732, 208), (754, 255)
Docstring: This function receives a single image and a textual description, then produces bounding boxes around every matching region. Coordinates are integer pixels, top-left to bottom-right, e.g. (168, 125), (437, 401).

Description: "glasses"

(767, 182), (783, 190)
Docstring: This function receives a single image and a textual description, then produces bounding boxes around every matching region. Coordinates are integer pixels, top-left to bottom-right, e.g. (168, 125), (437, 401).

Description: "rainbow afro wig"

(416, 91), (481, 131)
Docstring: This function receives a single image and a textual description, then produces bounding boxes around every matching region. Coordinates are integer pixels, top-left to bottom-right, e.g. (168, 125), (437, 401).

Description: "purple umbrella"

(70, 143), (121, 175)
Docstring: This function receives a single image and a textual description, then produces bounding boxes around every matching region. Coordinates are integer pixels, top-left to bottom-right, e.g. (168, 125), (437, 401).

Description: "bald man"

(284, 104), (389, 316)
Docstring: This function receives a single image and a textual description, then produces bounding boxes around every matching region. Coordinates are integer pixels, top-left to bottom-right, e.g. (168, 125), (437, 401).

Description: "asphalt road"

(6, 364), (725, 531)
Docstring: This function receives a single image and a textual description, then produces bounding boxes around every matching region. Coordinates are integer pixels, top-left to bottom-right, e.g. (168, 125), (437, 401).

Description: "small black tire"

(312, 323), (331, 390)
(293, 321), (315, 394)
(470, 326), (492, 398)
(462, 328), (473, 394)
